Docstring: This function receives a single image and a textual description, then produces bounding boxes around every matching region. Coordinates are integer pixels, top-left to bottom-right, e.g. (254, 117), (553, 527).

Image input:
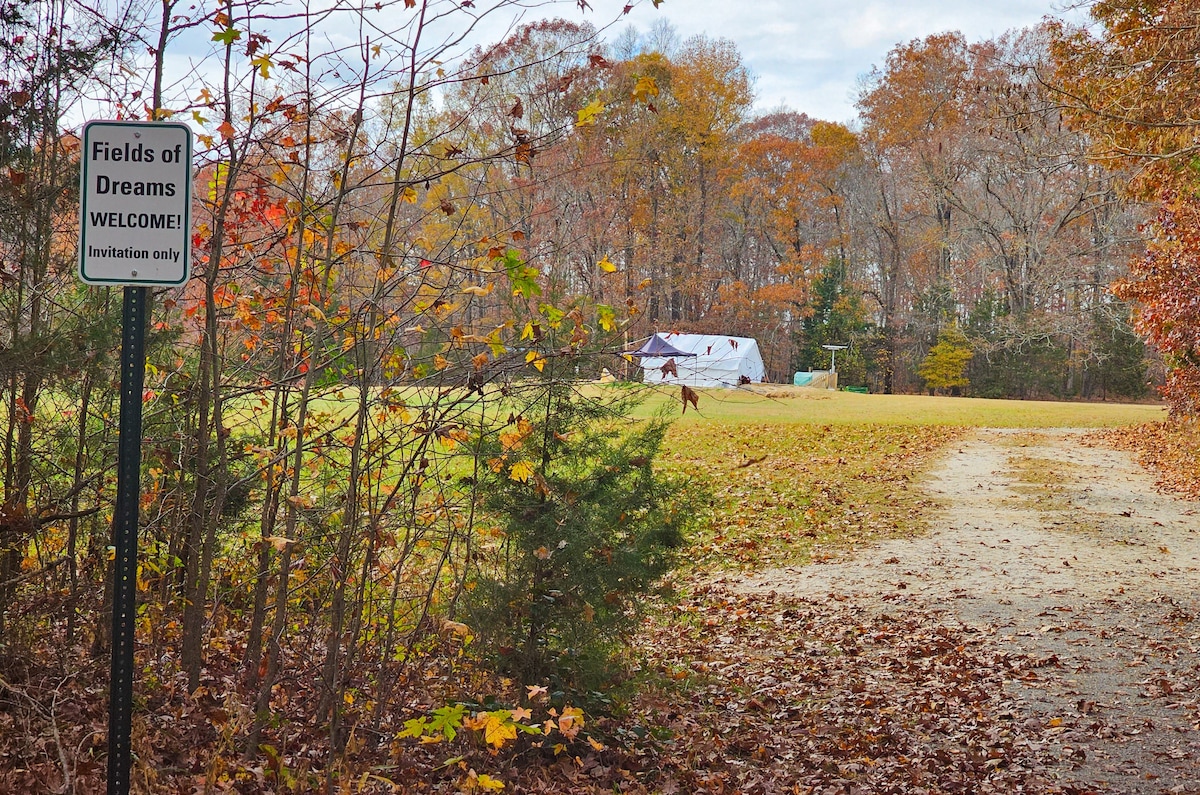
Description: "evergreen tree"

(796, 257), (871, 385)
(918, 324), (973, 394)
(461, 369), (693, 688)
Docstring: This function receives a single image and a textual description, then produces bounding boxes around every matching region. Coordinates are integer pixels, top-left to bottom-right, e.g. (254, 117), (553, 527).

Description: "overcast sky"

(587, 0), (1091, 123)
(140, 0), (1093, 133)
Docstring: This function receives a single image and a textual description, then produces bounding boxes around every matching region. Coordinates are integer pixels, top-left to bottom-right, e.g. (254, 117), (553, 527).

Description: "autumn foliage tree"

(1053, 0), (1200, 413)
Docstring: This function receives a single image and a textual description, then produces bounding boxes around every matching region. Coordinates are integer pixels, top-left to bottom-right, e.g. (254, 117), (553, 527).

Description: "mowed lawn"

(638, 384), (1165, 428)
(645, 387), (1164, 570)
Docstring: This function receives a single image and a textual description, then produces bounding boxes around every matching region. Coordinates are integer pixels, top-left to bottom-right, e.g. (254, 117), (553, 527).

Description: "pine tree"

(918, 324), (973, 394)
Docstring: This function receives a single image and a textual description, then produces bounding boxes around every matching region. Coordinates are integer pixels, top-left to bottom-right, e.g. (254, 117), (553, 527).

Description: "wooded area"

(0, 0), (1195, 791)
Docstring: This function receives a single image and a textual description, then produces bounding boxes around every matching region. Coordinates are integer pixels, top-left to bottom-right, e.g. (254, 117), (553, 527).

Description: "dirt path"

(739, 428), (1200, 793)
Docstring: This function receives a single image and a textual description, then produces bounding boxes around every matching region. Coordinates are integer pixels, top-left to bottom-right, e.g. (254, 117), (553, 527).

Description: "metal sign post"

(108, 285), (147, 795)
(78, 119), (191, 795)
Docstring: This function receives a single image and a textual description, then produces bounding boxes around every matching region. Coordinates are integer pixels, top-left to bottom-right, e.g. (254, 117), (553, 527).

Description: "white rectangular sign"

(78, 120), (193, 286)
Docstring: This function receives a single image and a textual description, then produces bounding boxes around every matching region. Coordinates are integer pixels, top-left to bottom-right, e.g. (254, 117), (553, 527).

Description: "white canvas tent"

(633, 333), (766, 388)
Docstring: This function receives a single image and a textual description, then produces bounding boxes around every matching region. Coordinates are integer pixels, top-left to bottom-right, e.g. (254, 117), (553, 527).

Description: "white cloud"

(602, 0), (1090, 119)
(130, 0), (1088, 128)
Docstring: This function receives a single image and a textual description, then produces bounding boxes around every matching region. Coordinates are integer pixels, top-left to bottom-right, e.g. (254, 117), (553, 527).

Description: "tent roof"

(628, 333), (698, 358)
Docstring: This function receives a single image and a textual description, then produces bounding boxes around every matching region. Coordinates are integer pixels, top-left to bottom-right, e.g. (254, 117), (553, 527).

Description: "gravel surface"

(739, 428), (1200, 794)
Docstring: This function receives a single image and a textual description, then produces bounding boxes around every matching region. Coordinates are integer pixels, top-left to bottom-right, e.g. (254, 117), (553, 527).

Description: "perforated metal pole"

(108, 285), (146, 795)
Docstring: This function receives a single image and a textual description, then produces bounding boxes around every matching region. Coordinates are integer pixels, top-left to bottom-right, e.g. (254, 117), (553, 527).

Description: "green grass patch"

(634, 387), (1159, 570)
(659, 422), (964, 569)
(631, 385), (1164, 427)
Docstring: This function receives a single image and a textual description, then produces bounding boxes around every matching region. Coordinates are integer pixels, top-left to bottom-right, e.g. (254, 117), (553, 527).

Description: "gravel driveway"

(739, 429), (1200, 794)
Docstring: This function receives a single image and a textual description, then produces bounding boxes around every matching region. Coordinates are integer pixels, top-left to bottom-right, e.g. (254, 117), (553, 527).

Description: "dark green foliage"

(796, 257), (872, 386)
(1089, 303), (1148, 400)
(461, 378), (691, 688)
(965, 289), (1071, 399)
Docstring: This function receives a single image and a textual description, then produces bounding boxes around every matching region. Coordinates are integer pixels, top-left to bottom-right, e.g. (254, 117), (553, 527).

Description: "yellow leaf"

(461, 284), (492, 296)
(441, 620), (472, 638)
(597, 256), (617, 273)
(587, 736), (605, 751)
(637, 277), (652, 290)
(557, 706), (584, 739)
(434, 354), (449, 371)
(475, 773), (505, 792)
(575, 99), (605, 127)
(525, 350), (546, 372)
(509, 461), (534, 483)
(631, 75), (659, 103)
(251, 54), (272, 79)
(483, 712), (518, 749)
(402, 186), (418, 204)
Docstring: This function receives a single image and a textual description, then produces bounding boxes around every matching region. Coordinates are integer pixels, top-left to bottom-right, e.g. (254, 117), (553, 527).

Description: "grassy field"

(641, 386), (1163, 570)
(636, 384), (1166, 427)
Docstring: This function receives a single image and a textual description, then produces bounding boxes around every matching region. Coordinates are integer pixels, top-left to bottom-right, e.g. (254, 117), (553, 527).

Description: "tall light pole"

(822, 344), (848, 372)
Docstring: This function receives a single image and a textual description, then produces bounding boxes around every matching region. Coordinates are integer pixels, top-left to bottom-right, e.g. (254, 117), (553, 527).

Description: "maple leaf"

(575, 99), (605, 127)
(216, 119), (235, 140)
(475, 774), (504, 792)
(660, 358), (679, 379)
(482, 711), (518, 748)
(509, 97), (524, 119)
(211, 27), (241, 46)
(631, 75), (659, 103)
(509, 461), (534, 482)
(597, 304), (616, 332)
(597, 255), (617, 273)
(251, 54), (272, 79)
(428, 704), (466, 740)
(557, 706), (584, 739)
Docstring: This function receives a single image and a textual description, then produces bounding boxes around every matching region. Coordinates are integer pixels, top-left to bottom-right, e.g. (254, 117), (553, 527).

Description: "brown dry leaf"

(681, 385), (699, 413)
